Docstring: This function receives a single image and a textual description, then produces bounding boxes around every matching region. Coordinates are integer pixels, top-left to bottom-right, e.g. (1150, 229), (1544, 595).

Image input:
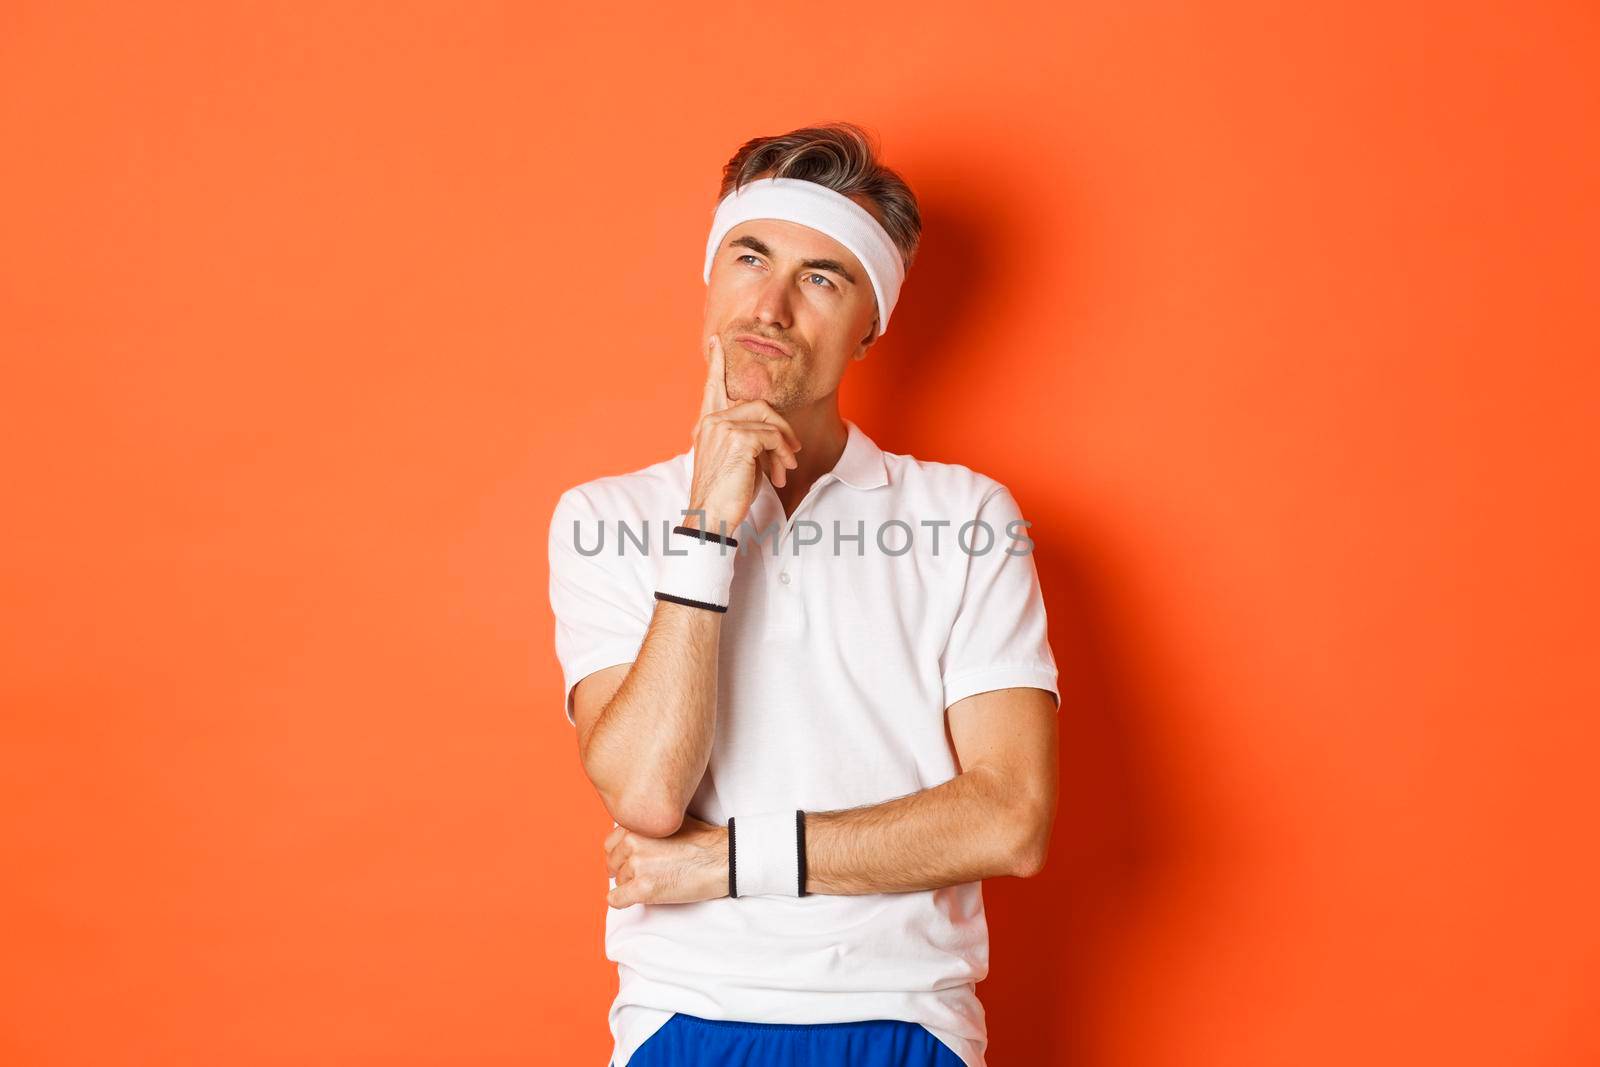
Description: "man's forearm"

(601, 756), (1052, 909)
(584, 597), (721, 836)
(798, 765), (1048, 894)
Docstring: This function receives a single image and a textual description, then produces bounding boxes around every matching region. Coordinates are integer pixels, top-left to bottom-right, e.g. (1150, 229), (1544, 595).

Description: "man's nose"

(752, 274), (793, 328)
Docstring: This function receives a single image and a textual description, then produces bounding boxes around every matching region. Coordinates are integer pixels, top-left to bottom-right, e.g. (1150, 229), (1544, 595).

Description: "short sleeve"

(547, 488), (652, 726)
(939, 484), (1061, 712)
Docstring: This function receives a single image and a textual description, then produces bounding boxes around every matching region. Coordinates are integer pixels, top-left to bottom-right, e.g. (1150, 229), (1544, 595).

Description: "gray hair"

(717, 122), (922, 275)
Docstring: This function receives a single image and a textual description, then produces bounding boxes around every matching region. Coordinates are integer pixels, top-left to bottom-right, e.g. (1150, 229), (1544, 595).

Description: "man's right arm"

(552, 333), (798, 838)
(570, 594), (724, 838)
(548, 488), (730, 839)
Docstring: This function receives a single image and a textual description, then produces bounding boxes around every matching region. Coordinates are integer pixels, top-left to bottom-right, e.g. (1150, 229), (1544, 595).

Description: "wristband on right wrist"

(654, 523), (739, 612)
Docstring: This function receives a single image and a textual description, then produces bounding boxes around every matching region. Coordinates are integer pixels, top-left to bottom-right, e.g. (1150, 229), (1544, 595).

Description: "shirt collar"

(680, 417), (888, 491)
(833, 418), (889, 490)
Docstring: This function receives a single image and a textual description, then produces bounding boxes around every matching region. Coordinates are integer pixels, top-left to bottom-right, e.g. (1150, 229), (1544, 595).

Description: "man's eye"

(734, 255), (832, 291)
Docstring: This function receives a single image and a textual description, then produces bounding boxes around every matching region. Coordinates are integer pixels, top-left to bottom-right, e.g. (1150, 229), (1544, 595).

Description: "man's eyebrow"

(728, 234), (858, 286)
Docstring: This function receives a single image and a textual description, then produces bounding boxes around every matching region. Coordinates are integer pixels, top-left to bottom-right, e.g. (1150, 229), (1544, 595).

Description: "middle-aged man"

(547, 122), (1060, 1067)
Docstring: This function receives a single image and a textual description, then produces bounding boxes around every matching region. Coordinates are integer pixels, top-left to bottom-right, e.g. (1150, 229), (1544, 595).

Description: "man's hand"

(685, 334), (802, 535)
(605, 813), (729, 908)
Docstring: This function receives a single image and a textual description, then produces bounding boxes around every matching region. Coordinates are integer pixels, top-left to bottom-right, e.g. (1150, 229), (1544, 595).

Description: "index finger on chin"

(699, 334), (730, 420)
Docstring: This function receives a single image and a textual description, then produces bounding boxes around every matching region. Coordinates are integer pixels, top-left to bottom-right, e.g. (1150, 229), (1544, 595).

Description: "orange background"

(3, 3), (1597, 1064)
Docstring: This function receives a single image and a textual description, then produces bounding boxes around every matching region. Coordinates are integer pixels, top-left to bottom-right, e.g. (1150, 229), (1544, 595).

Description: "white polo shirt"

(547, 418), (1059, 1067)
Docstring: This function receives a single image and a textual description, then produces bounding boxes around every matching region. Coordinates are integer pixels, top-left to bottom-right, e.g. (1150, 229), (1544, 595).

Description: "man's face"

(702, 217), (880, 412)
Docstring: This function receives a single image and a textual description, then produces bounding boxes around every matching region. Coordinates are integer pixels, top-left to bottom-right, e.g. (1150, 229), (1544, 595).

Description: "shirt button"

(779, 570), (791, 584)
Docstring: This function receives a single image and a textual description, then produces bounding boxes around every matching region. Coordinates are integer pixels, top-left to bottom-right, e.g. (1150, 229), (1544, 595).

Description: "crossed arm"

(574, 636), (1059, 908)
(796, 684), (1059, 894)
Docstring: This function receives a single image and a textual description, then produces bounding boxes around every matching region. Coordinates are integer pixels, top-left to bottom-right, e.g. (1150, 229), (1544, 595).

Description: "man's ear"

(857, 316), (879, 356)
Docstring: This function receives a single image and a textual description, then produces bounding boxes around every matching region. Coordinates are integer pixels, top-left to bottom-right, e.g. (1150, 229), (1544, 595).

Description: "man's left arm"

(799, 482), (1061, 892)
(801, 684), (1058, 892)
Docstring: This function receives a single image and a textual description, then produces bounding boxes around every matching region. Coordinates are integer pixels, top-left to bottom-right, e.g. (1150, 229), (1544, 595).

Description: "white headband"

(702, 176), (906, 337)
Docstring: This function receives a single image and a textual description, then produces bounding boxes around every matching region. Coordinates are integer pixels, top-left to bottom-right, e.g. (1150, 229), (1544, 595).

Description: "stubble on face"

(719, 330), (812, 412)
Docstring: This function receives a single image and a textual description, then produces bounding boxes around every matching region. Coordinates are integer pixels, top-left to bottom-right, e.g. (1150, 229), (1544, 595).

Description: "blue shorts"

(617, 1012), (966, 1067)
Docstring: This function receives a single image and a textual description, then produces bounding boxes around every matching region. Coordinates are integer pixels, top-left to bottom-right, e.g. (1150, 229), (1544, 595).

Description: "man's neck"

(771, 403), (847, 518)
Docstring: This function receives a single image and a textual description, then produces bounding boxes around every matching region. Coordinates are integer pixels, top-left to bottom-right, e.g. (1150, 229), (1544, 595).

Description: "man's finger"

(699, 334), (731, 420)
(723, 421), (794, 489)
(716, 400), (801, 454)
(608, 867), (646, 908)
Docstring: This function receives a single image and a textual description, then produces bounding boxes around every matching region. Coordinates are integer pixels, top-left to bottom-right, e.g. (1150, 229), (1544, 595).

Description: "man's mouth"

(736, 335), (793, 358)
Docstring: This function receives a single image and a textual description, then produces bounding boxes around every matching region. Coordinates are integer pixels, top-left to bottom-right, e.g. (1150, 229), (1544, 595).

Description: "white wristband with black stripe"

(728, 809), (808, 897)
(654, 524), (739, 612)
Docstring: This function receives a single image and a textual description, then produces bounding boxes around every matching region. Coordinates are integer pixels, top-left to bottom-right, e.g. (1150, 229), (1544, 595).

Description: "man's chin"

(728, 366), (798, 410)
(736, 387), (797, 409)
